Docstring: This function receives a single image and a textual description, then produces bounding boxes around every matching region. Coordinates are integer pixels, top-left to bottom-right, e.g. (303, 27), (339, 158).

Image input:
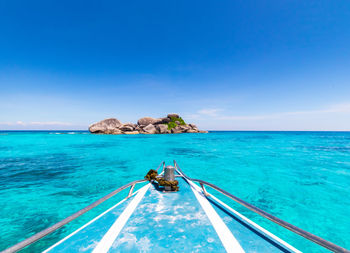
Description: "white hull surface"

(45, 175), (299, 253)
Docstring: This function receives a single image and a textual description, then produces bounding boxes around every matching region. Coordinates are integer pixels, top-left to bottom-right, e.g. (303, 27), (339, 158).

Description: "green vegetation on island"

(89, 113), (208, 134)
(167, 116), (186, 130)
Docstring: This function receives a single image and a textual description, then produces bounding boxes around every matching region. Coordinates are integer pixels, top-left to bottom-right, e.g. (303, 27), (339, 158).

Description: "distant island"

(89, 114), (208, 134)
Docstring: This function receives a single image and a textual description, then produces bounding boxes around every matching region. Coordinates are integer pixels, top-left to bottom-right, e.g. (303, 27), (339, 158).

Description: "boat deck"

(45, 177), (299, 252)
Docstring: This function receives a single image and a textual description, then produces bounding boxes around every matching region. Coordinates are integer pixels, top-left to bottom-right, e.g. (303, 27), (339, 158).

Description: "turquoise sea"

(0, 131), (349, 252)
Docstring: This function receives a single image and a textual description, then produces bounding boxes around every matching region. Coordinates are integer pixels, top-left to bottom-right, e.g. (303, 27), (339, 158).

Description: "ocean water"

(0, 131), (349, 252)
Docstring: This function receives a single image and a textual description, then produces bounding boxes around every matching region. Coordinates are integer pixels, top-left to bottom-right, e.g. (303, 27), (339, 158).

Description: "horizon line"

(1, 130), (350, 132)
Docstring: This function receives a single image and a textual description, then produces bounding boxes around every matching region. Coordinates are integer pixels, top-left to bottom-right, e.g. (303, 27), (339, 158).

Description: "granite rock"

(171, 126), (182, 134)
(89, 114), (206, 135)
(167, 113), (179, 118)
(157, 124), (168, 134)
(89, 118), (122, 133)
(143, 124), (157, 134)
(137, 117), (157, 126)
(120, 124), (134, 131)
(124, 131), (139, 135)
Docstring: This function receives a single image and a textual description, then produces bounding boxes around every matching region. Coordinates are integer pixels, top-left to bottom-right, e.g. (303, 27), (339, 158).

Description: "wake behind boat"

(3, 162), (348, 253)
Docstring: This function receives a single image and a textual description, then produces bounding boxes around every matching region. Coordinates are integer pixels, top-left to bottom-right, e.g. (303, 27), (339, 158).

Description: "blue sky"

(1, 0), (350, 130)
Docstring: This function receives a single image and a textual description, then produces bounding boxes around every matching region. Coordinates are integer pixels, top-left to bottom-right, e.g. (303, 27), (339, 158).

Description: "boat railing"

(173, 160), (348, 253)
(2, 161), (166, 253)
(2, 179), (149, 253)
(3, 161), (348, 253)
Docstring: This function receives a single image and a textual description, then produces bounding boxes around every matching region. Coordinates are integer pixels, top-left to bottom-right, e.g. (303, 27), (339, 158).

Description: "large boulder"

(143, 124), (157, 134)
(137, 117), (158, 126)
(104, 129), (123, 134)
(179, 125), (191, 132)
(120, 124), (134, 132)
(135, 125), (143, 131)
(153, 117), (170, 124)
(89, 118), (122, 133)
(171, 126), (182, 134)
(124, 122), (136, 127)
(167, 113), (179, 118)
(156, 124), (169, 134)
(160, 117), (170, 124)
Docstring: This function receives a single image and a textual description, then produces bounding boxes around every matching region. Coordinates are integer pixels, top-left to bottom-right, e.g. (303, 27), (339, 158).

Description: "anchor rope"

(145, 169), (179, 191)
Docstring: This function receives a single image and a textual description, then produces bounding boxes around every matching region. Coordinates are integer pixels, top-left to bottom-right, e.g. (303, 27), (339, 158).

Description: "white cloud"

(191, 103), (350, 121)
(16, 121), (25, 125)
(197, 108), (222, 117)
(219, 103), (350, 121)
(0, 121), (73, 126)
(0, 121), (82, 130)
(29, 121), (73, 126)
(189, 103), (350, 130)
(323, 103), (350, 113)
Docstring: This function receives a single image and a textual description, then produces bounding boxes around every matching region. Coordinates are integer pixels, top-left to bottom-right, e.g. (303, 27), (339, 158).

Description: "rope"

(145, 169), (179, 191)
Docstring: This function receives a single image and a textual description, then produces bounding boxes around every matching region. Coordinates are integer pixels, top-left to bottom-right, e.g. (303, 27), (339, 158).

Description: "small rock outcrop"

(137, 117), (158, 127)
(143, 124), (157, 134)
(119, 124), (134, 132)
(89, 114), (208, 135)
(167, 113), (179, 118)
(156, 124), (169, 134)
(89, 118), (122, 133)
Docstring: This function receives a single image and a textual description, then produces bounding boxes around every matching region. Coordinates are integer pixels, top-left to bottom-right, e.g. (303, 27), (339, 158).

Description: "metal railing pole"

(200, 183), (210, 197)
(2, 179), (147, 253)
(173, 160), (349, 253)
(156, 161), (165, 174)
(127, 184), (136, 198)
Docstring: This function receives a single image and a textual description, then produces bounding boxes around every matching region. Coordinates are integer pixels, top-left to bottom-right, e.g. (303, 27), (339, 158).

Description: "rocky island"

(89, 114), (208, 134)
